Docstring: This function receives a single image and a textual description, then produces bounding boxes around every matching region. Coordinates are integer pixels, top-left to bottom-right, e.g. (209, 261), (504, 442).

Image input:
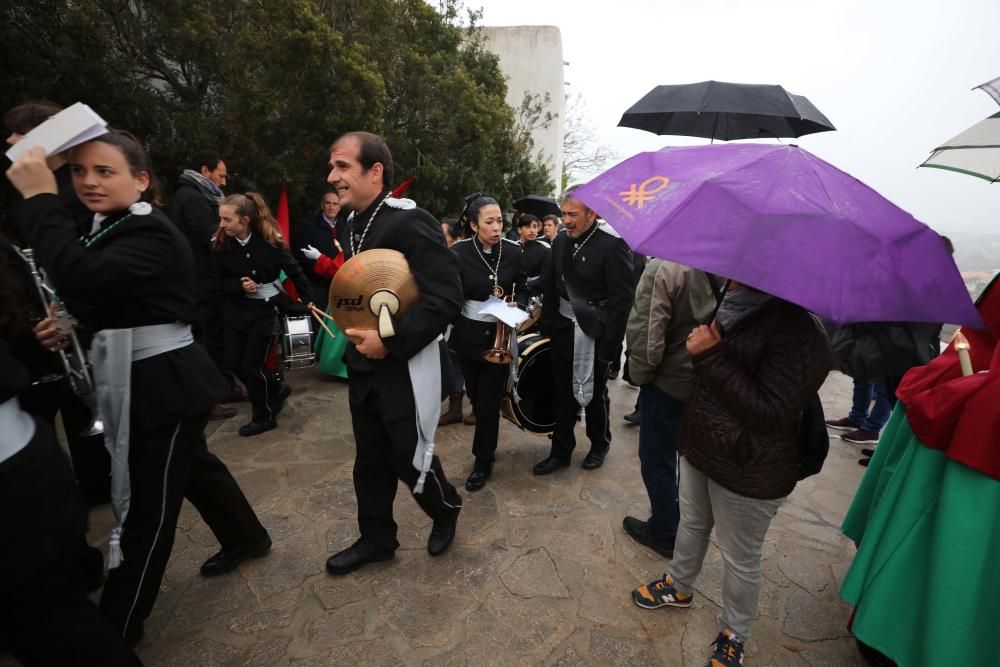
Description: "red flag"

(275, 187), (301, 302)
(391, 177), (415, 197)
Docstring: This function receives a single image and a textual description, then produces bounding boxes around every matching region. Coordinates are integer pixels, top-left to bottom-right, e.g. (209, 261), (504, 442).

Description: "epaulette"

(501, 237), (522, 247)
(596, 221), (621, 238)
(385, 197), (416, 210)
(533, 238), (551, 249)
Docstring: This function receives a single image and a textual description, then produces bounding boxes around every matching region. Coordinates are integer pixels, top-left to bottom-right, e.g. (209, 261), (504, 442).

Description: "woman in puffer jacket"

(631, 282), (831, 667)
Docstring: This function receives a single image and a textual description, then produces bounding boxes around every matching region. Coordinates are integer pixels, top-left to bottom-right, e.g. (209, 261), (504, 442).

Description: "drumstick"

(308, 305), (337, 340)
(309, 304), (337, 321)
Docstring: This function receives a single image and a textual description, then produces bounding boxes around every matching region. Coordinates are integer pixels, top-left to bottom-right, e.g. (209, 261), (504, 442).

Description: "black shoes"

(200, 533), (272, 577)
(623, 516), (674, 559)
(428, 501), (462, 556)
(533, 456), (571, 476)
(326, 538), (395, 575)
(238, 420), (276, 437)
(465, 460), (494, 492)
(582, 447), (609, 470)
(623, 409), (640, 425)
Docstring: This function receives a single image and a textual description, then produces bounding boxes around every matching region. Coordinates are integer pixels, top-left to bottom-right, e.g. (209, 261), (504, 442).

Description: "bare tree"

(562, 89), (618, 189)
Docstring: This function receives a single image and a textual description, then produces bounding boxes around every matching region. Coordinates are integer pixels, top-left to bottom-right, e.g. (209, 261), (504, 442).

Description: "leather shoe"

(326, 538), (394, 575)
(428, 501), (462, 556)
(623, 409), (640, 425)
(533, 456), (570, 476)
(200, 533), (271, 577)
(582, 447), (609, 470)
(209, 404), (237, 420)
(239, 420), (276, 437)
(465, 470), (490, 492)
(623, 516), (674, 559)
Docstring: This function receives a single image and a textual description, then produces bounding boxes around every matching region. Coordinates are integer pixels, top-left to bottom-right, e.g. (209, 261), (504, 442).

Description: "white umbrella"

(920, 110), (1000, 183)
(974, 75), (1000, 106)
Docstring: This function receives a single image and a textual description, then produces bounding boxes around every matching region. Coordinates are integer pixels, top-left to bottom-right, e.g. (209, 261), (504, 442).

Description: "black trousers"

(350, 384), (461, 551)
(458, 355), (508, 465)
(194, 294), (230, 383)
(548, 319), (612, 461)
(20, 380), (111, 505)
(0, 419), (140, 667)
(224, 326), (281, 423)
(99, 412), (267, 639)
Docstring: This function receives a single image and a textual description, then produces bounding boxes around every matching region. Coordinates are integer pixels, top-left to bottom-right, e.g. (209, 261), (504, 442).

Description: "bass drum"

(501, 333), (556, 434)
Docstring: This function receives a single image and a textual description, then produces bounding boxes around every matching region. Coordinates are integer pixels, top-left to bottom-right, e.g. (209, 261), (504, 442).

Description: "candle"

(952, 331), (974, 377)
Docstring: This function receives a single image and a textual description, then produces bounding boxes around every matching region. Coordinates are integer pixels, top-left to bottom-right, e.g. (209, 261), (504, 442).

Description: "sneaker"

(632, 574), (692, 610)
(825, 417), (859, 431)
(842, 428), (879, 445)
(706, 630), (745, 667)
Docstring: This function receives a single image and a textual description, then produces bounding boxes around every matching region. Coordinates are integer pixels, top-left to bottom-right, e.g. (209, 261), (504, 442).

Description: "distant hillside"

(946, 232), (1000, 273)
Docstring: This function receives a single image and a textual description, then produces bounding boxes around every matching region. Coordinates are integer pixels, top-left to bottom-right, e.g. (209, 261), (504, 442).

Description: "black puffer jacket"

(678, 299), (832, 499)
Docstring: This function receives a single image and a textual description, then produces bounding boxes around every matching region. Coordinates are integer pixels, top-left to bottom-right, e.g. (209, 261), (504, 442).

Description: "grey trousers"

(667, 457), (784, 637)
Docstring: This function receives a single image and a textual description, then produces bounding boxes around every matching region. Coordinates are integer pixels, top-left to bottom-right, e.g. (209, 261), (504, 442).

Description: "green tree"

(0, 0), (553, 223)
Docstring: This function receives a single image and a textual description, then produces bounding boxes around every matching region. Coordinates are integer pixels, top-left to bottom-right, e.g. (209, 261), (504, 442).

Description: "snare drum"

(500, 333), (556, 434)
(279, 315), (316, 369)
(516, 296), (543, 334)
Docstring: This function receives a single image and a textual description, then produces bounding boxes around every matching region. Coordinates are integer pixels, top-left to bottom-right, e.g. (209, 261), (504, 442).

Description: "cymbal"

(328, 249), (420, 343)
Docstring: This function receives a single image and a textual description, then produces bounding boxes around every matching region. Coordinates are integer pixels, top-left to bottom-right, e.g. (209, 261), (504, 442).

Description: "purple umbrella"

(574, 143), (982, 328)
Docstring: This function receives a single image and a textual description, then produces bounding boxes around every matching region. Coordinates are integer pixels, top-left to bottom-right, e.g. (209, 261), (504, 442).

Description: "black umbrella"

(513, 194), (561, 219)
(618, 80), (835, 141)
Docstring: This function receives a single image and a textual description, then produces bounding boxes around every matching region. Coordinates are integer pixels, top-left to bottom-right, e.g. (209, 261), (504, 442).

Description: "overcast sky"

(477, 0), (1000, 235)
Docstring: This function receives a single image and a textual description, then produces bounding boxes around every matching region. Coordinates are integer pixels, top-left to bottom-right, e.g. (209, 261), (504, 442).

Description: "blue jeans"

(847, 379), (892, 432)
(638, 384), (684, 543)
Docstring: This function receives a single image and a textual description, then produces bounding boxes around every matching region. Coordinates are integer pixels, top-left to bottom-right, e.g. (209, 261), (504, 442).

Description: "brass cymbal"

(329, 249), (420, 343)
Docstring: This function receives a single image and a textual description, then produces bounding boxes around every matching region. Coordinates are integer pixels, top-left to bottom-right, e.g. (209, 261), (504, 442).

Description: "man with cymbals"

(324, 131), (463, 575)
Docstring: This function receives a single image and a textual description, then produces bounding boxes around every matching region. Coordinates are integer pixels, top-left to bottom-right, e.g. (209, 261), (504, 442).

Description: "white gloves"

(301, 245), (321, 260)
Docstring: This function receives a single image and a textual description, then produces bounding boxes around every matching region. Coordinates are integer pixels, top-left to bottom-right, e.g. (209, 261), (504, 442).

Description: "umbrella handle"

(704, 277), (730, 325)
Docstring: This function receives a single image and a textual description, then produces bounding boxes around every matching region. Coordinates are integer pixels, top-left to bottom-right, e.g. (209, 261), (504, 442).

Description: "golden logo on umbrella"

(619, 176), (670, 208)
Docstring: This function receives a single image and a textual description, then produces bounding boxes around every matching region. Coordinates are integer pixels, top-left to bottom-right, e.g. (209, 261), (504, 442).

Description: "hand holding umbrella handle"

(687, 321), (722, 356)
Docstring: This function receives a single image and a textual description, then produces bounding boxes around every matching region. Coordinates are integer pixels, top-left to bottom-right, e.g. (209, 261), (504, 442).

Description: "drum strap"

(559, 298), (596, 408)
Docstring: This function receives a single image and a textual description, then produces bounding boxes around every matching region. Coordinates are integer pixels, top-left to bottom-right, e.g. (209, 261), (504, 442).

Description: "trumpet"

(483, 286), (515, 365)
(17, 246), (104, 436)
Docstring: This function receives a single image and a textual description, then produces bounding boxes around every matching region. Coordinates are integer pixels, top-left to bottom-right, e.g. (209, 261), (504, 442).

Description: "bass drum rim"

(500, 332), (555, 435)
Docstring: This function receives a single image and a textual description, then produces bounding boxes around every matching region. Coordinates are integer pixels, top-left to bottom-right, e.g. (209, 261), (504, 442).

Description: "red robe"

(897, 273), (1000, 480)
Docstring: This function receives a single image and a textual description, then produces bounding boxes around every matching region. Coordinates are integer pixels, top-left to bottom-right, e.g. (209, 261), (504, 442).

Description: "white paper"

(479, 295), (530, 328)
(5, 102), (108, 161)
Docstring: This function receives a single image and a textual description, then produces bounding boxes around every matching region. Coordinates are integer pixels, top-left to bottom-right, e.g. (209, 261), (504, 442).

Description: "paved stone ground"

(11, 370), (871, 666)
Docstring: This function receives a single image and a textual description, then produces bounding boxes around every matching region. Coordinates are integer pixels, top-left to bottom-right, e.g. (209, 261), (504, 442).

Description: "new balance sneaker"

(706, 629), (744, 667)
(824, 416), (859, 431)
(632, 574), (693, 610)
(842, 428), (880, 445)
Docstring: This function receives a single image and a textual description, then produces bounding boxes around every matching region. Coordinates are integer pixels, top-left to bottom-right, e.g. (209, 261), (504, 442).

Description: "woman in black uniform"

(212, 192), (313, 437)
(6, 131), (270, 645)
(450, 196), (527, 491)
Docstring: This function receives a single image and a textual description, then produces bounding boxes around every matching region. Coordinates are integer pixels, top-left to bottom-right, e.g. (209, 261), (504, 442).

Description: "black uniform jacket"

(292, 211), (347, 303)
(450, 237), (527, 361)
(341, 191), (462, 417)
(211, 234), (314, 335)
(13, 194), (229, 432)
(170, 178), (219, 297)
(521, 238), (550, 297)
(541, 224), (635, 363)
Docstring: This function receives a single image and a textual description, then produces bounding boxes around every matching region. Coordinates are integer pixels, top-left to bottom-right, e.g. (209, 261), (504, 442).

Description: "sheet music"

(479, 295), (530, 327)
(5, 102), (108, 161)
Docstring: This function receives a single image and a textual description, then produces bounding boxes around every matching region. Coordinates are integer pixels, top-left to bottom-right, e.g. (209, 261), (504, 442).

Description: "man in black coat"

(535, 188), (635, 475)
(324, 132), (463, 576)
(292, 190), (347, 310)
(171, 150), (239, 417)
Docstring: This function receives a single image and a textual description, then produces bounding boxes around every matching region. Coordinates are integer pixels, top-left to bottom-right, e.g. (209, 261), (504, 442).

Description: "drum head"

(502, 333), (556, 434)
(329, 249), (420, 343)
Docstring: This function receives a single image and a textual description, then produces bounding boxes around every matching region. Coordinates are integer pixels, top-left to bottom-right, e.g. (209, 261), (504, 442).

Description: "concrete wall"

(480, 25), (565, 195)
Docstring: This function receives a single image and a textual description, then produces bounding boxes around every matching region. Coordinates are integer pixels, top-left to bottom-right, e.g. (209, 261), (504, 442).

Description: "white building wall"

(480, 25), (565, 195)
